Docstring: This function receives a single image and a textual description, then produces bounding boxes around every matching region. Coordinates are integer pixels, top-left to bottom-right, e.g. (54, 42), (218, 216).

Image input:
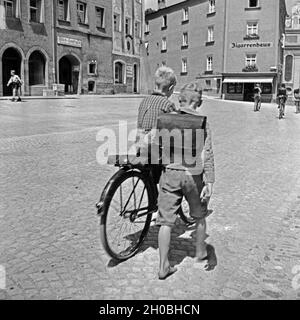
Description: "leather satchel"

(153, 112), (207, 166)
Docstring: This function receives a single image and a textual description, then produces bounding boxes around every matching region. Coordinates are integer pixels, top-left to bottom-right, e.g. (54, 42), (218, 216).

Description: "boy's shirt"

(136, 92), (176, 152)
(137, 92), (176, 132)
(7, 75), (22, 86)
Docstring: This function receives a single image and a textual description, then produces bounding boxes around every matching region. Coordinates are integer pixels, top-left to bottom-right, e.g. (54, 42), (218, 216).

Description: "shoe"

(11, 98), (15, 102)
(17, 97), (22, 102)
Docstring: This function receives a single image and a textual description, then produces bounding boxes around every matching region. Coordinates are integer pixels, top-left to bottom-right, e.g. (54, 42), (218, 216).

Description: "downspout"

(52, 0), (58, 85)
(221, 0), (228, 99)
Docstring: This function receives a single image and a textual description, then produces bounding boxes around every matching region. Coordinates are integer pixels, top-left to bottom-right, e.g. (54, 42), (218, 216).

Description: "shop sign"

(126, 64), (133, 78)
(231, 42), (273, 49)
(58, 36), (82, 48)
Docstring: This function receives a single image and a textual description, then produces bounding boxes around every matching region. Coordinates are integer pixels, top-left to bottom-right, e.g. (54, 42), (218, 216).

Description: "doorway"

(59, 55), (80, 94)
(133, 64), (138, 93)
(244, 83), (254, 101)
(2, 48), (22, 96)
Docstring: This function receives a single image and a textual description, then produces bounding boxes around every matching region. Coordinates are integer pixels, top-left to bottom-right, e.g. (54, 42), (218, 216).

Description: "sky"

(145, 0), (296, 14)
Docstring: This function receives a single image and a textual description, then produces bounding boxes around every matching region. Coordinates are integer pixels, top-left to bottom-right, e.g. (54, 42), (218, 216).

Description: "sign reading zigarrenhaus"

(231, 42), (273, 49)
(57, 36), (82, 48)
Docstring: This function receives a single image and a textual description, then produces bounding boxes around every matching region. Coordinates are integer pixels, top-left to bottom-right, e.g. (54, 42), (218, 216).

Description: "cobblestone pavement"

(0, 96), (300, 300)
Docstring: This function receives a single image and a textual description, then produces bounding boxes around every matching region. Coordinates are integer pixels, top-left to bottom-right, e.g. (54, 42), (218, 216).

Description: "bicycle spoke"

(121, 177), (141, 214)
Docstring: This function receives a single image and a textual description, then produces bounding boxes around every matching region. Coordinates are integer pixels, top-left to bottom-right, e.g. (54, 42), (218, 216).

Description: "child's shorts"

(156, 168), (208, 227)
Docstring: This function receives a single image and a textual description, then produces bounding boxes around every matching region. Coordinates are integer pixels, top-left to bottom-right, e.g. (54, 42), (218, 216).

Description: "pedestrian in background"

(294, 88), (300, 114)
(253, 83), (262, 112)
(7, 70), (22, 102)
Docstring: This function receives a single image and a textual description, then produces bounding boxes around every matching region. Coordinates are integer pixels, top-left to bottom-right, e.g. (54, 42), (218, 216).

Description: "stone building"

(0, 0), (54, 96)
(283, 1), (300, 95)
(0, 0), (143, 96)
(55, 0), (113, 95)
(145, 0), (286, 102)
(112, 0), (144, 94)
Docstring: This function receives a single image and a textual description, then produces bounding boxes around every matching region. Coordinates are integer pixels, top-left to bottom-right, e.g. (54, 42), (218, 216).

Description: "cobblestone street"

(0, 95), (300, 300)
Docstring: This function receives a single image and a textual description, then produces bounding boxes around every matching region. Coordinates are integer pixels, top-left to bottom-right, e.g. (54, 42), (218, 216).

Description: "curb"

(0, 94), (148, 101)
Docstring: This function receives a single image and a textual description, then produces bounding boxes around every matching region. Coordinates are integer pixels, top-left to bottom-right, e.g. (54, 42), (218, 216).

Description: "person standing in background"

(253, 84), (262, 112)
(7, 70), (22, 102)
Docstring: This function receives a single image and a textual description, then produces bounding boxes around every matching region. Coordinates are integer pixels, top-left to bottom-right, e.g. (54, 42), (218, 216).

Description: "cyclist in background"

(277, 83), (288, 116)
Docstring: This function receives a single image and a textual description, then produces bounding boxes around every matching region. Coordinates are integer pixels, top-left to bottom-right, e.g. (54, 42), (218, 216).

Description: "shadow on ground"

(107, 213), (218, 272)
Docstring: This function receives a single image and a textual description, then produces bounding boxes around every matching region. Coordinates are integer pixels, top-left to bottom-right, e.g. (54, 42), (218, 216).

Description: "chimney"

(158, 0), (166, 10)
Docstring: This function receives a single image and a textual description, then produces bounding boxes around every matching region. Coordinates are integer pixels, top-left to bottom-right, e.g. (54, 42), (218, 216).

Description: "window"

(115, 62), (124, 84)
(181, 58), (187, 73)
(125, 17), (132, 35)
(208, 0), (215, 13)
(205, 80), (211, 87)
(96, 7), (105, 29)
(161, 37), (167, 51)
(145, 21), (149, 33)
(207, 56), (213, 71)
(77, 1), (87, 24)
(57, 0), (69, 21)
(30, 0), (42, 23)
(285, 55), (293, 82)
(245, 53), (256, 66)
(114, 13), (121, 31)
(88, 61), (97, 75)
(249, 0), (258, 7)
(182, 8), (189, 21)
(135, 21), (141, 38)
(4, 0), (17, 18)
(247, 22), (258, 35)
(162, 15), (167, 28)
(207, 26), (214, 42)
(227, 83), (243, 94)
(182, 32), (188, 46)
(145, 41), (149, 55)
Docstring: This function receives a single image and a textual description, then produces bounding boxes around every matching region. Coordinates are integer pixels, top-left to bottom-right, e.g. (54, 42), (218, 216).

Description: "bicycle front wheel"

(99, 169), (156, 261)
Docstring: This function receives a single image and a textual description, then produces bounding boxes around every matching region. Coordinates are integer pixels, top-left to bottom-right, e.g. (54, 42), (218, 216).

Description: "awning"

(223, 77), (273, 83)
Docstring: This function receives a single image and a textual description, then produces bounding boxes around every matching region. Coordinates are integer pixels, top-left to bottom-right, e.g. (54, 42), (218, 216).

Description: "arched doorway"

(59, 55), (80, 94)
(29, 51), (45, 86)
(2, 48), (22, 96)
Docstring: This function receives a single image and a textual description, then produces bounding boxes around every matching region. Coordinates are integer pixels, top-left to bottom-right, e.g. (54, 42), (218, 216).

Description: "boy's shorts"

(156, 168), (208, 227)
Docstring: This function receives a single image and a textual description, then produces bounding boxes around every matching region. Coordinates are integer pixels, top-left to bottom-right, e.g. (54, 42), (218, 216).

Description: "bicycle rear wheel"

(98, 168), (156, 261)
(279, 103), (283, 119)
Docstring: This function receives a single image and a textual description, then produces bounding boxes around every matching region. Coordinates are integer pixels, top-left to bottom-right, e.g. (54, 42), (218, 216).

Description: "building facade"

(283, 1), (300, 95)
(145, 0), (286, 102)
(0, 0), (54, 96)
(0, 0), (144, 96)
(55, 0), (113, 95)
(112, 0), (144, 94)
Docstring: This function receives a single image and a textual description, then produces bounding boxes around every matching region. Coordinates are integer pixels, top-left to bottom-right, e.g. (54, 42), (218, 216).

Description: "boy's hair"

(154, 66), (177, 91)
(179, 82), (202, 106)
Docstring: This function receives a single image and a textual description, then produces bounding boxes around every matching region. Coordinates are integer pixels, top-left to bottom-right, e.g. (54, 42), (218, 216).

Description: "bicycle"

(278, 95), (285, 119)
(96, 154), (195, 261)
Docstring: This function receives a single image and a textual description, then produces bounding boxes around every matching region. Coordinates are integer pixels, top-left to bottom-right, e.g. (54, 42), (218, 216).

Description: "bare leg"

(195, 218), (207, 259)
(12, 88), (17, 101)
(158, 225), (177, 279)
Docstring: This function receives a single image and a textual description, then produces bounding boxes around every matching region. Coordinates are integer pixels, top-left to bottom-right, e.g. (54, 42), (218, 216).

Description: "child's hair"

(179, 82), (202, 106)
(154, 66), (177, 91)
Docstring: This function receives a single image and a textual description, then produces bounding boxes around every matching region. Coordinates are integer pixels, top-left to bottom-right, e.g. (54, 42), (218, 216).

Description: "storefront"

(222, 75), (276, 103)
